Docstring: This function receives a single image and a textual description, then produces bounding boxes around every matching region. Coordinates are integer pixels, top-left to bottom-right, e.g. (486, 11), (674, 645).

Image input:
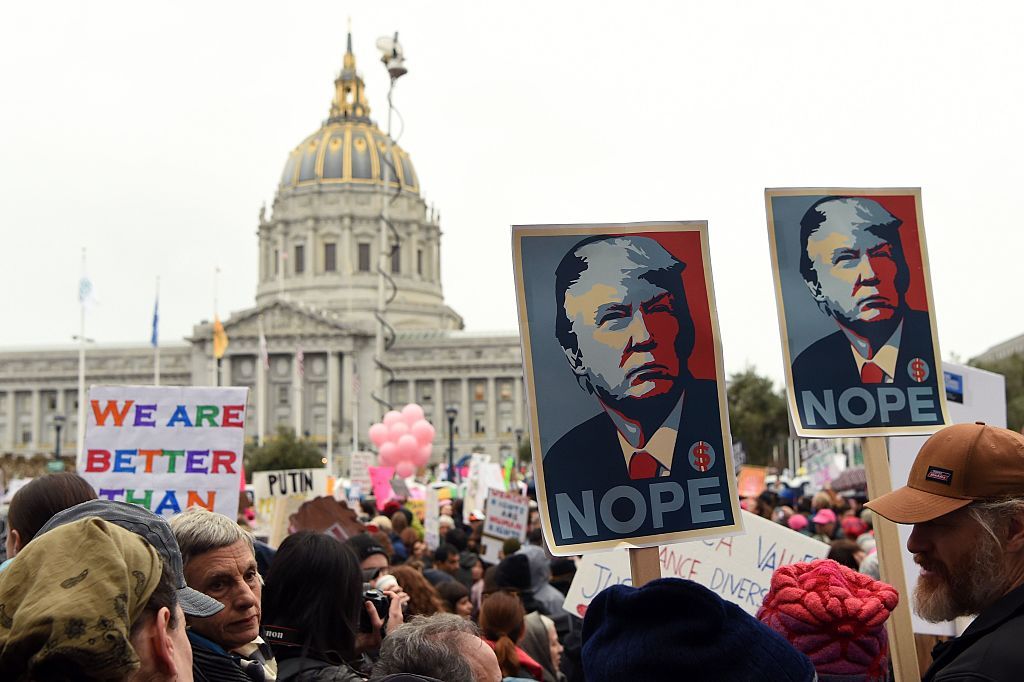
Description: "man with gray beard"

(866, 422), (1024, 681)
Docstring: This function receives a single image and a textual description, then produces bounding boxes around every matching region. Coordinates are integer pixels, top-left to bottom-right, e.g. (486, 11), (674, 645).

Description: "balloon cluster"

(368, 404), (436, 479)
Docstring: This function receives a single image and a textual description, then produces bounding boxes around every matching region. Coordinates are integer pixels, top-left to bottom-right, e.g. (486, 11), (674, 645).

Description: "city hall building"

(0, 38), (526, 474)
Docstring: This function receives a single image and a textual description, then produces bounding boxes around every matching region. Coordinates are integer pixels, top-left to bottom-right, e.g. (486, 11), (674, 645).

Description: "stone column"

(5, 391), (15, 450)
(433, 377), (443, 429)
(460, 378), (470, 436)
(293, 351), (303, 436)
(220, 355), (231, 387)
(486, 376), (497, 438)
(514, 376), (524, 431)
(341, 216), (353, 276)
(30, 389), (41, 451)
(341, 352), (354, 441)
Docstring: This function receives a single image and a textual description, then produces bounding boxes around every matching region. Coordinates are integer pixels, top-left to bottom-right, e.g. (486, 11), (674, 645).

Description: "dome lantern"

(329, 28), (371, 123)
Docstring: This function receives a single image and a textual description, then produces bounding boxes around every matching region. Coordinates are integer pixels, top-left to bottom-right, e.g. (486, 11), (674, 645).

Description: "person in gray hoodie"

(515, 545), (573, 644)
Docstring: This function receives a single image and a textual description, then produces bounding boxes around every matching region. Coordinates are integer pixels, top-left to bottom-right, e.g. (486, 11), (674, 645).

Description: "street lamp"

(446, 405), (458, 483)
(514, 427), (524, 472)
(53, 414), (67, 461)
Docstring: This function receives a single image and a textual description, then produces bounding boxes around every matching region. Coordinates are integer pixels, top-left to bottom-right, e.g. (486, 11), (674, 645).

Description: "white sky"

(2, 1), (1021, 386)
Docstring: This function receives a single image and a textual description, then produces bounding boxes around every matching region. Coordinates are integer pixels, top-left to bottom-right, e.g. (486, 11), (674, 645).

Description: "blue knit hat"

(582, 578), (816, 682)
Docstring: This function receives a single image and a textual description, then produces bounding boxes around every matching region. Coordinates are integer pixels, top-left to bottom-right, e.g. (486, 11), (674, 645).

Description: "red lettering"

(85, 449), (111, 472)
(91, 400), (135, 427)
(210, 450), (236, 474)
(138, 449), (162, 473)
(221, 404), (244, 428)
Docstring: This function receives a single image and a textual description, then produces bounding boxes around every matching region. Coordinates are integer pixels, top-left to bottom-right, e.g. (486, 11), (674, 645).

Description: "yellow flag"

(213, 316), (229, 359)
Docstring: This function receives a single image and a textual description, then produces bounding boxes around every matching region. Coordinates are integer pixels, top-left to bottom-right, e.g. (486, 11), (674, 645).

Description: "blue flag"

(150, 296), (159, 347)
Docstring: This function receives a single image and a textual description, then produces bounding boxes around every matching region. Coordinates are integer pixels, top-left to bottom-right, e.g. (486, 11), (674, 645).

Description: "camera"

(359, 585), (391, 633)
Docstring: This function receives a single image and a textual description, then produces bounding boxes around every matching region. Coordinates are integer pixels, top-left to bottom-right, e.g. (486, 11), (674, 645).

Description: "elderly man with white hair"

(171, 507), (276, 682)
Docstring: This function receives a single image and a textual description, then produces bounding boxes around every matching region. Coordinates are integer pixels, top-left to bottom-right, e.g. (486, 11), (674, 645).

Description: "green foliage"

(244, 427), (323, 480)
(970, 354), (1024, 432)
(726, 366), (789, 467)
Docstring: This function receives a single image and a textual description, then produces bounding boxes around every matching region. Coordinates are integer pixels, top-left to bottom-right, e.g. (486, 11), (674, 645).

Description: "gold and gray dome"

(278, 34), (418, 195)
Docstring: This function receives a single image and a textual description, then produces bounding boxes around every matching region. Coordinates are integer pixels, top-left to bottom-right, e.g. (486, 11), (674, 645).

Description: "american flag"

(296, 347), (304, 378)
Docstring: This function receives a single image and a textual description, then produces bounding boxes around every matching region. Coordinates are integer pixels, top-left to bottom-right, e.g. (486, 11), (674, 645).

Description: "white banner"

(349, 451), (375, 495)
(563, 510), (829, 617)
(80, 385), (247, 519)
(424, 486), (441, 551)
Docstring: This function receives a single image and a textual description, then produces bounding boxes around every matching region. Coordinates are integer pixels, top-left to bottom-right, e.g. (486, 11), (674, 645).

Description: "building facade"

(0, 37), (526, 475)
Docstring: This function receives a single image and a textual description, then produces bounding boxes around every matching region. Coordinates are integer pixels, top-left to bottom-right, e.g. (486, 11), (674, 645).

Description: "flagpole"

(76, 248), (87, 460)
(212, 267), (219, 386)
(352, 372), (359, 454)
(153, 276), (161, 386)
(326, 355), (333, 477)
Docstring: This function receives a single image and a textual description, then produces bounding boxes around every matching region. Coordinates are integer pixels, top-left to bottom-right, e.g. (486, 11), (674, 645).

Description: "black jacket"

(924, 583), (1024, 681)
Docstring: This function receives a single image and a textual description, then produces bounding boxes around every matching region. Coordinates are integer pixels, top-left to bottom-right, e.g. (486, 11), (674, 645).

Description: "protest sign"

(463, 456), (505, 524)
(252, 468), (330, 523)
(424, 486), (441, 550)
(765, 189), (948, 437)
(514, 222), (741, 555)
(349, 451), (374, 495)
(80, 385), (247, 518)
(736, 466), (768, 499)
(563, 510), (828, 617)
(369, 465), (396, 510)
(479, 488), (530, 562)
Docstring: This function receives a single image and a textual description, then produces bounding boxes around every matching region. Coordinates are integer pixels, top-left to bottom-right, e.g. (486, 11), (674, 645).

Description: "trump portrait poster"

(765, 189), (949, 437)
(513, 222), (742, 555)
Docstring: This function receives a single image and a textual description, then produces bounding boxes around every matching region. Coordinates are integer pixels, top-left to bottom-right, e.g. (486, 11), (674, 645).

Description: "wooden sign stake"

(862, 436), (920, 682)
(628, 546), (662, 587)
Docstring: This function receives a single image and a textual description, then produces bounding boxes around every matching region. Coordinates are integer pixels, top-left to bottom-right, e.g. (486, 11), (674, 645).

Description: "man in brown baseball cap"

(866, 422), (1024, 682)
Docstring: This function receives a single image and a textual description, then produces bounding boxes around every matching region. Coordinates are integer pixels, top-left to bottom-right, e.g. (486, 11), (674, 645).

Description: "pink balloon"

(397, 434), (419, 460)
(402, 403), (425, 426)
(368, 423), (389, 447)
(383, 410), (403, 427)
(414, 443), (431, 467)
(411, 419), (435, 445)
(389, 421), (410, 441)
(396, 461), (416, 479)
(379, 442), (399, 467)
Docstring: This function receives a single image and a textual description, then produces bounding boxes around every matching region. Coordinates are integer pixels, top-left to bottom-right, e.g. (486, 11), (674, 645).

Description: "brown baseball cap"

(866, 422), (1024, 524)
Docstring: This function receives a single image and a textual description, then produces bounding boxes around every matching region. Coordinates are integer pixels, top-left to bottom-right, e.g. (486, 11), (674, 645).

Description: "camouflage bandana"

(0, 517), (162, 680)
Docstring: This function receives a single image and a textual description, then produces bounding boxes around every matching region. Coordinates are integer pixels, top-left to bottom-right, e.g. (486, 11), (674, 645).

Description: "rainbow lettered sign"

(80, 385), (248, 518)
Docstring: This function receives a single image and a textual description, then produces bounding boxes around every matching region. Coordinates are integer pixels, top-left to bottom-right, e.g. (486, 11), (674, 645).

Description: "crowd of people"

(3, 421), (1024, 680)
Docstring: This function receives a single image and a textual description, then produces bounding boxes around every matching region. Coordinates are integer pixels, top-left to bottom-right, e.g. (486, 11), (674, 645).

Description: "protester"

(825, 539), (865, 571)
(433, 543), (461, 580)
(581, 578), (814, 681)
(810, 508), (838, 543)
(516, 545), (573, 641)
(372, 613), (502, 682)
(349, 533), (392, 586)
(519, 613), (564, 682)
(0, 517), (191, 681)
(866, 422), (1024, 680)
(262, 531), (408, 681)
(390, 565), (445, 618)
(547, 559), (575, 598)
(757, 559), (899, 681)
(2, 471), (96, 566)
(478, 590), (544, 681)
(437, 580), (474, 620)
(170, 506), (275, 681)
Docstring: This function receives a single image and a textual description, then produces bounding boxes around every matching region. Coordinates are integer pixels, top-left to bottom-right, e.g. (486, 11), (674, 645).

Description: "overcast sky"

(2, 1), (1020, 386)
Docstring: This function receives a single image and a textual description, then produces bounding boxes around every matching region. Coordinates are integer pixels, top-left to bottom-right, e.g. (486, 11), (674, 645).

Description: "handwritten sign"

(349, 451), (375, 495)
(563, 510), (829, 617)
(480, 488), (530, 561)
(252, 468), (329, 523)
(80, 385), (247, 518)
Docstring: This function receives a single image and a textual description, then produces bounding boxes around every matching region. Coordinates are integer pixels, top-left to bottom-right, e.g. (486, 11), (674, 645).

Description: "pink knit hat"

(756, 559), (898, 682)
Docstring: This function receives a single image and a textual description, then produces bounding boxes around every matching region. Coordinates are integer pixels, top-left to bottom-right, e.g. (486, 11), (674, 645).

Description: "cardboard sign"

(463, 456), (505, 525)
(424, 486), (441, 551)
(563, 510), (829, 617)
(765, 189), (949, 437)
(736, 466), (768, 498)
(80, 385), (247, 518)
(253, 468), (329, 500)
(479, 488), (530, 561)
(513, 222), (742, 554)
(349, 451), (375, 494)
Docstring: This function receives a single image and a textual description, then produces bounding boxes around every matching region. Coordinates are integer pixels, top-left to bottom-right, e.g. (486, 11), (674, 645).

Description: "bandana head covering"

(0, 517), (163, 680)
